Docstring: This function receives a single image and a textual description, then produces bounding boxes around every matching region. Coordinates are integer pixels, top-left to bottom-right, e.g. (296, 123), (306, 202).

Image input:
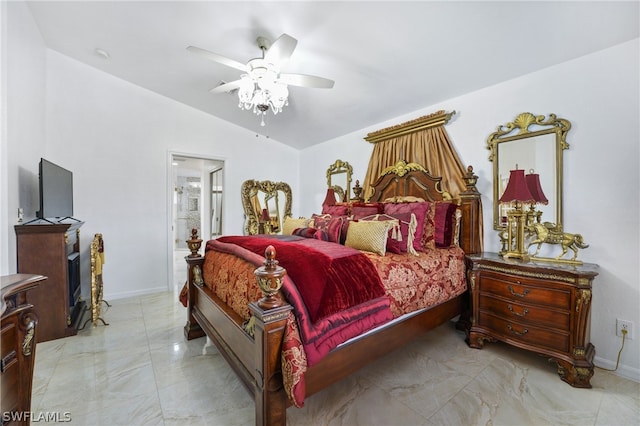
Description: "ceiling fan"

(187, 34), (334, 126)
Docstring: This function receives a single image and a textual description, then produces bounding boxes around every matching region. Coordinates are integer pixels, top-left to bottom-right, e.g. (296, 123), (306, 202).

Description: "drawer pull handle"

(508, 285), (530, 298)
(1, 350), (17, 373)
(507, 304), (529, 317)
(507, 324), (528, 336)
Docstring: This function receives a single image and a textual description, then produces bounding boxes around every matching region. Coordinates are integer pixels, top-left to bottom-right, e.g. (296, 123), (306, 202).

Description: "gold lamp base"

(501, 206), (530, 262)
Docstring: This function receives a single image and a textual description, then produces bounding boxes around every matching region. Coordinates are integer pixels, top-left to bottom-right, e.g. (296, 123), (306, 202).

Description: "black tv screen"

(38, 158), (74, 219)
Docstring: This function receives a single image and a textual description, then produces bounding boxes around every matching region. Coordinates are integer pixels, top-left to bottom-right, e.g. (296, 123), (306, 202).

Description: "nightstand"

(466, 253), (599, 388)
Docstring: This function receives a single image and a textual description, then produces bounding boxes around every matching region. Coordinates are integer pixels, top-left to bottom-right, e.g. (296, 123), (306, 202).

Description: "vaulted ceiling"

(25, 1), (639, 149)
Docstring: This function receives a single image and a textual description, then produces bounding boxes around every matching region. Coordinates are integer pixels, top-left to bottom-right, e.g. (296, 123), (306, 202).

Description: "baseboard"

(594, 355), (640, 383)
(103, 286), (169, 301)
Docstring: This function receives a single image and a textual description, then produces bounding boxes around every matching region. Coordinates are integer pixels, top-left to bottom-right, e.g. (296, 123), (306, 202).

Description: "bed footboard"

(184, 242), (292, 426)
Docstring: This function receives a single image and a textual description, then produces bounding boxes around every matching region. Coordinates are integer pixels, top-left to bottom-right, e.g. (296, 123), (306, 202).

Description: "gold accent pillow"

(282, 217), (309, 235)
(345, 220), (391, 256)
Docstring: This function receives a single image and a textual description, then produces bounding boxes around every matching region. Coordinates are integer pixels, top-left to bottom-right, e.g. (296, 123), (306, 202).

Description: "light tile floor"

(30, 251), (639, 425)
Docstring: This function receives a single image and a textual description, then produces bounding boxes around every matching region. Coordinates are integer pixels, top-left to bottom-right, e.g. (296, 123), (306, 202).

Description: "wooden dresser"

(466, 253), (599, 388)
(15, 222), (85, 342)
(1, 274), (46, 425)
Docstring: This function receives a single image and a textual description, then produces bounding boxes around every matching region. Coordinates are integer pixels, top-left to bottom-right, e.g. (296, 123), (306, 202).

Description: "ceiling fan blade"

(209, 80), (242, 94)
(280, 73), (335, 89)
(264, 34), (297, 65)
(187, 46), (247, 72)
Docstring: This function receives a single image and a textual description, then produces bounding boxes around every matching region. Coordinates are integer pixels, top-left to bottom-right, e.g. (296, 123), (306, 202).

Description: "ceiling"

(25, 1), (639, 150)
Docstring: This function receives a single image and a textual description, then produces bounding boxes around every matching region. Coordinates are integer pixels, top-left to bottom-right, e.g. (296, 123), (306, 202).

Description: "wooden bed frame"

(183, 162), (482, 425)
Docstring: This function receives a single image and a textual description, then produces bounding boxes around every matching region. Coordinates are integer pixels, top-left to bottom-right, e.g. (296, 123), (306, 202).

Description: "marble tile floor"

(32, 289), (639, 426)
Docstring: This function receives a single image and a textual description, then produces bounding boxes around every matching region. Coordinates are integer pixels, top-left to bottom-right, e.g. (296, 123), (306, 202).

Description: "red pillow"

(351, 202), (384, 220)
(292, 227), (329, 241)
(384, 201), (430, 252)
(312, 214), (347, 244)
(322, 205), (348, 216)
(434, 202), (458, 247)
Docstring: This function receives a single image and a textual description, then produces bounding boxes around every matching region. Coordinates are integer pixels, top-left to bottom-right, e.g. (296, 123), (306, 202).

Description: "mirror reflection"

(488, 112), (570, 233)
(326, 159), (353, 203)
(497, 134), (556, 227)
(241, 180), (292, 235)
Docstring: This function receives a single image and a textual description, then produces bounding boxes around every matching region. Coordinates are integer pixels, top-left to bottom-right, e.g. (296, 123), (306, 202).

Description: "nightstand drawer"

(479, 312), (569, 353)
(479, 273), (570, 310)
(479, 294), (570, 330)
(1, 323), (19, 415)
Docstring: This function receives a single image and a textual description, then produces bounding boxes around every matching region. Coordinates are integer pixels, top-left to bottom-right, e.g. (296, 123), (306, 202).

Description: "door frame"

(167, 150), (226, 291)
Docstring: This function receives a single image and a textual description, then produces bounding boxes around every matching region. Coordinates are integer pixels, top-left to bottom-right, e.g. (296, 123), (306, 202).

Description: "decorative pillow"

(311, 214), (347, 244)
(345, 220), (391, 256)
(282, 216), (310, 235)
(383, 201), (431, 252)
(420, 202), (436, 250)
(350, 202), (384, 220)
(434, 202), (459, 248)
(309, 213), (330, 229)
(292, 227), (328, 241)
(383, 196), (426, 203)
(322, 204), (348, 216)
(360, 213), (417, 255)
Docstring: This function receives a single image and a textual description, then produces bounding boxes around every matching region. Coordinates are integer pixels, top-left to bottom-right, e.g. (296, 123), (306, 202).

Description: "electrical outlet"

(616, 319), (634, 339)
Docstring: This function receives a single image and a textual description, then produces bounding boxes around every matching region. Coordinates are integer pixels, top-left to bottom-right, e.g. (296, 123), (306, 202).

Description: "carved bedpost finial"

(352, 179), (364, 202)
(255, 245), (287, 309)
(463, 165), (479, 191)
(186, 228), (203, 258)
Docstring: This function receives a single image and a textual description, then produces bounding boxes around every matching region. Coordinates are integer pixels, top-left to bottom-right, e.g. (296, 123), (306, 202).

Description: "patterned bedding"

(201, 239), (466, 407)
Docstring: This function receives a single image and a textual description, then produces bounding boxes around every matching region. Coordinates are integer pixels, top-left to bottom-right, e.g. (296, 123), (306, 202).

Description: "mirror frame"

(487, 112), (570, 232)
(326, 159), (353, 203)
(241, 180), (292, 235)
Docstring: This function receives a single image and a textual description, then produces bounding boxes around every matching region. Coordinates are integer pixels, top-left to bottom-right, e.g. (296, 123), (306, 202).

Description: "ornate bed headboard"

(367, 161), (452, 203)
(368, 161), (483, 254)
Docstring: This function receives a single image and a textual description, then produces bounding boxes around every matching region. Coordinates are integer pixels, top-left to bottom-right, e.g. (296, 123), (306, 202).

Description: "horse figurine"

(528, 222), (589, 261)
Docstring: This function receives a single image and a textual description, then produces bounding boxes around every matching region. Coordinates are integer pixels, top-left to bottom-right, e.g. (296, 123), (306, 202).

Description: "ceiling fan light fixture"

(188, 33), (333, 127)
(238, 67), (289, 123)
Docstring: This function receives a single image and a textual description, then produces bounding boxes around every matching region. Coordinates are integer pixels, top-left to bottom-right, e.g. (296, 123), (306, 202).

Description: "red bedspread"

(215, 235), (387, 323)
(207, 236), (393, 366)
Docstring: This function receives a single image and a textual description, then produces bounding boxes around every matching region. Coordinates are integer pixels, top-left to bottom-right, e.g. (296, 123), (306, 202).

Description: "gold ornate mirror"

(241, 180), (292, 235)
(326, 159), (353, 203)
(488, 113), (570, 234)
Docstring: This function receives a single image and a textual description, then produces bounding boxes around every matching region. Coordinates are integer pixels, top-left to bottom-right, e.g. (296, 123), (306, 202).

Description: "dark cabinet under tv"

(15, 222), (86, 343)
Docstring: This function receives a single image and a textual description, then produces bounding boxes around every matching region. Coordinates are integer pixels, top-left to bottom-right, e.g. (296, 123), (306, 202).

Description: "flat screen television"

(37, 158), (74, 220)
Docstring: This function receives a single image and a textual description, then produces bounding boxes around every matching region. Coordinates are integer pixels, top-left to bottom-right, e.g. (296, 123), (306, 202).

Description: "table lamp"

(500, 168), (535, 260)
(525, 171), (548, 226)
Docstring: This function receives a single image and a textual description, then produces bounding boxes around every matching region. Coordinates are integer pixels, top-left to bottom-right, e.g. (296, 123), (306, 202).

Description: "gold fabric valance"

(362, 110), (464, 199)
(364, 110), (456, 144)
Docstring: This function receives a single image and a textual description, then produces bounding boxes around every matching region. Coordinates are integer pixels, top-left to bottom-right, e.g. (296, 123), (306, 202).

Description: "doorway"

(169, 153), (224, 291)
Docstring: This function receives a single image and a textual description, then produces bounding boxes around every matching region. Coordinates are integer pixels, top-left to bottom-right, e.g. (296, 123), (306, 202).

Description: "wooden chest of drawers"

(2, 274), (46, 425)
(466, 253), (598, 388)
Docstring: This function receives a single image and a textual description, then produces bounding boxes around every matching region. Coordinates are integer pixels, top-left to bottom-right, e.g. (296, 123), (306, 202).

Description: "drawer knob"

(508, 285), (530, 298)
(508, 304), (529, 317)
(507, 324), (528, 336)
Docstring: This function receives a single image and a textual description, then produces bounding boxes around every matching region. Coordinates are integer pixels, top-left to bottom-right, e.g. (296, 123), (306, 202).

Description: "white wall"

(300, 39), (640, 381)
(1, 1), (47, 274)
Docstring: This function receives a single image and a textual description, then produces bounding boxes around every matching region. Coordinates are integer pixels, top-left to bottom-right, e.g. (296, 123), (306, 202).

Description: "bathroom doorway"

(169, 153), (224, 290)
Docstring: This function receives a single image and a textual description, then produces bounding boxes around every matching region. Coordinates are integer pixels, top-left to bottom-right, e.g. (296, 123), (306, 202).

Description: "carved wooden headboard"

(367, 161), (452, 203)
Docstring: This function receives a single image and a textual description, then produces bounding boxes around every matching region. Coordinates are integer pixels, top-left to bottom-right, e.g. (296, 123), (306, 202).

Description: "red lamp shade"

(500, 169), (534, 203)
(525, 173), (548, 205)
(260, 208), (270, 222)
(322, 188), (336, 207)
